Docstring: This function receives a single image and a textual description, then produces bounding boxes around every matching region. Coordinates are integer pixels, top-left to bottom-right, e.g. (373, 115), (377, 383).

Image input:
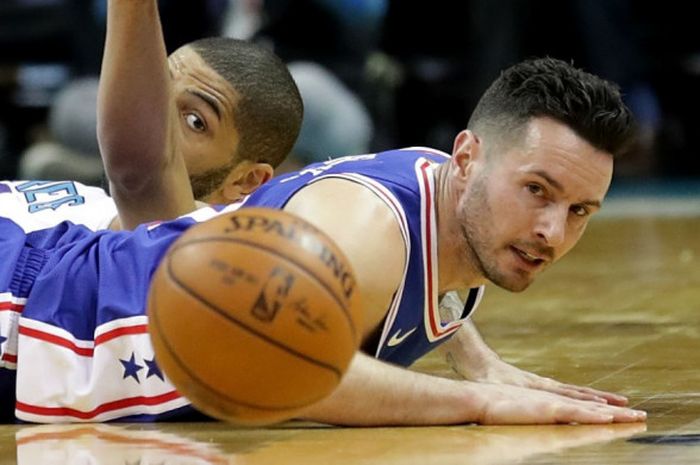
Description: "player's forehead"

(169, 46), (212, 78)
(510, 118), (613, 200)
(168, 46), (239, 116)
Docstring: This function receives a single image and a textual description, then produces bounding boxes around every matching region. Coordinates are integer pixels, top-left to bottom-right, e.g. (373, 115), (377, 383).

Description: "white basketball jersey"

(0, 180), (117, 233)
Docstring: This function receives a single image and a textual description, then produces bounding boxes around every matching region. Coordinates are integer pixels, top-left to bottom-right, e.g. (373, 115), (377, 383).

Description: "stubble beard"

(460, 176), (532, 293)
(189, 159), (237, 202)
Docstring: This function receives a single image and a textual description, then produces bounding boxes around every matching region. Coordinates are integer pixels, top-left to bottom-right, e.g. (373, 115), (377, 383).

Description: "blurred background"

(0, 0), (698, 189)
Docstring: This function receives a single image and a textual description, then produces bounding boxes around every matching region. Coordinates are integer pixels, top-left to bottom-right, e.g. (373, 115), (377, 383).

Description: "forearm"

(435, 297), (631, 407)
(437, 319), (500, 379)
(434, 292), (499, 378)
(98, 0), (195, 229)
(97, 0), (171, 188)
(301, 353), (483, 426)
(300, 353), (646, 426)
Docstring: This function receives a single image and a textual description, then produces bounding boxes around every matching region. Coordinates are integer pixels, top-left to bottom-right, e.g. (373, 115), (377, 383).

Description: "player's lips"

(510, 245), (549, 269)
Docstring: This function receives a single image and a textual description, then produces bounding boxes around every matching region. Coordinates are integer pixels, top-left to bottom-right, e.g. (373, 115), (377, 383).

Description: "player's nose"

(534, 205), (567, 247)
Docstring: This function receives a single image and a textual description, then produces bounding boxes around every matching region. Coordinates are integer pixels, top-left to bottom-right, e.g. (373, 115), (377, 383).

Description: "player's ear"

(451, 129), (482, 178)
(222, 162), (273, 202)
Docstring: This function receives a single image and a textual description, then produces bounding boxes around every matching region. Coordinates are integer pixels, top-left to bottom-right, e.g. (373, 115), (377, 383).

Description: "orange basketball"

(147, 207), (363, 425)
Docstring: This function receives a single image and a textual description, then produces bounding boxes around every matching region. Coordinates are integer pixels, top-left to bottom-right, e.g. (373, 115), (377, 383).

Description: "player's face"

(458, 117), (613, 292)
(168, 46), (241, 201)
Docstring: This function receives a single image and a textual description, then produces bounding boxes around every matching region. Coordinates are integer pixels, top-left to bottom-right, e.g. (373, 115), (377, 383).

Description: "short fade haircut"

(189, 37), (304, 167)
(467, 57), (636, 158)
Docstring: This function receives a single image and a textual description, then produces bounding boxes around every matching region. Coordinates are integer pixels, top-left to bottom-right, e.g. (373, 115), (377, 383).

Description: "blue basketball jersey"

(0, 149), (486, 423)
(242, 148), (485, 366)
(0, 180), (236, 422)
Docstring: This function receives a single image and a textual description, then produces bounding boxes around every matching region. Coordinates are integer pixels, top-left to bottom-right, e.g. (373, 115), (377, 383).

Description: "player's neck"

(434, 165), (486, 293)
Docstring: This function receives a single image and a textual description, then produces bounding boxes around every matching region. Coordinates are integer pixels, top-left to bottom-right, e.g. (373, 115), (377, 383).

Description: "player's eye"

(185, 113), (206, 132)
(570, 205), (590, 217)
(527, 183), (545, 197)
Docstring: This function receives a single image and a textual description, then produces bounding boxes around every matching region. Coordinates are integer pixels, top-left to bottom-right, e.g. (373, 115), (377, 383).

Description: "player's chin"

(501, 280), (532, 293)
(489, 269), (535, 293)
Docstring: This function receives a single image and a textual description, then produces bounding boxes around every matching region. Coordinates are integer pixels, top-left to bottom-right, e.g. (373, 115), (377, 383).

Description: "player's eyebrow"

(578, 198), (602, 209)
(531, 169), (602, 208)
(187, 89), (222, 120)
(531, 169), (564, 192)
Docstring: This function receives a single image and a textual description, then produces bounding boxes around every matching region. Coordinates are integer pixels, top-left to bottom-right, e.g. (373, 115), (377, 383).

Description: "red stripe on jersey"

(16, 390), (182, 420)
(19, 323), (149, 357)
(418, 161), (440, 337)
(95, 324), (148, 346)
(2, 353), (17, 363)
(19, 326), (94, 357)
(418, 161), (462, 340)
(0, 301), (24, 312)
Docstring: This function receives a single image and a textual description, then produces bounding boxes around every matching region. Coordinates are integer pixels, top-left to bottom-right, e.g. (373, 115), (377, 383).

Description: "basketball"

(146, 207), (363, 425)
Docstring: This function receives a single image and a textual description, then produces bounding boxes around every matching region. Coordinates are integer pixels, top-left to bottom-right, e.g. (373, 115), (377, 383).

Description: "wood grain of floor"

(0, 210), (698, 464)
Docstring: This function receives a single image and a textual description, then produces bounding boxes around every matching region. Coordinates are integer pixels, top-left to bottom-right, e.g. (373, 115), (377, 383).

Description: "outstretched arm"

(435, 292), (629, 406)
(98, 0), (195, 230)
(301, 352), (645, 426)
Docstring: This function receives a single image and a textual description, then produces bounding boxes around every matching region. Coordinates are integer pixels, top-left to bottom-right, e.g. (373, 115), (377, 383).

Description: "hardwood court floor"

(0, 212), (698, 464)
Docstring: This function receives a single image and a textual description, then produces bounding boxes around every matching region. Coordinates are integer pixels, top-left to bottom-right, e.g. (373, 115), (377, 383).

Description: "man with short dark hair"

(241, 56), (641, 424)
(97, 0), (303, 230)
(0, 56), (646, 425)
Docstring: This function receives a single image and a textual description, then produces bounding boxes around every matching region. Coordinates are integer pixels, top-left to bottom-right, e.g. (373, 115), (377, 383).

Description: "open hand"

(466, 356), (629, 406)
(468, 382), (645, 425)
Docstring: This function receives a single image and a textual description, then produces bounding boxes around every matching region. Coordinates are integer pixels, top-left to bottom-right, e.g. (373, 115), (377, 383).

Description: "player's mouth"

(510, 246), (547, 270)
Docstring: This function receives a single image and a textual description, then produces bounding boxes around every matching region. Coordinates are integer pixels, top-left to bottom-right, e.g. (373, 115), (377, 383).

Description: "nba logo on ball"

(147, 208), (363, 425)
(251, 267), (295, 322)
